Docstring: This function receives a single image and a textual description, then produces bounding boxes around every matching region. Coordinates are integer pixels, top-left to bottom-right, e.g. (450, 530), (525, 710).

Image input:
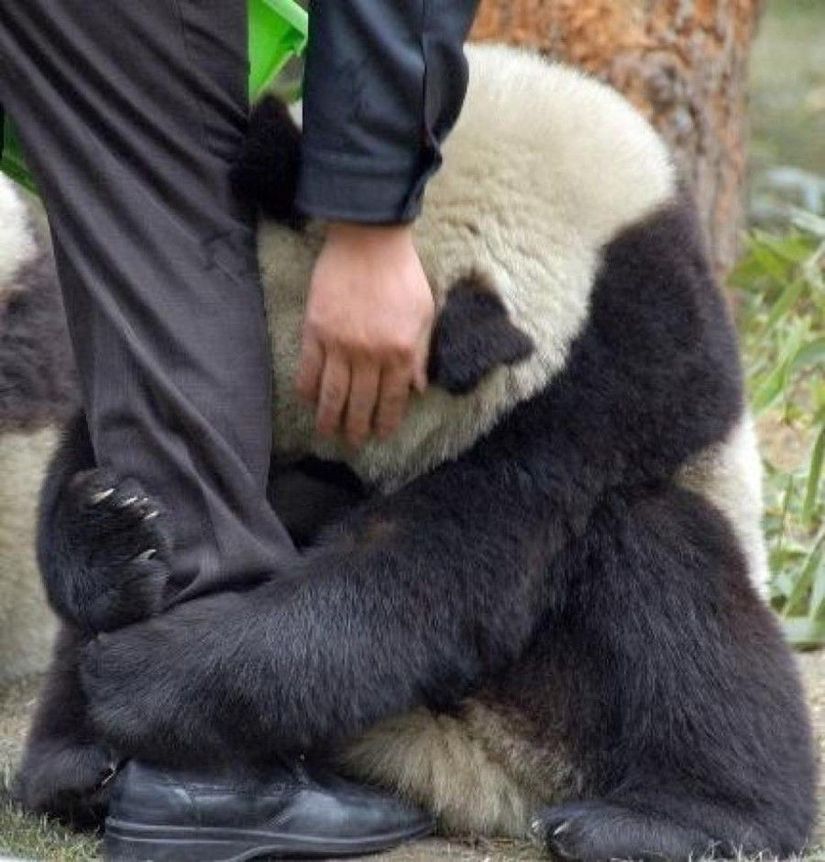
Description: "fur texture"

(258, 47), (677, 490)
(36, 416), (171, 635)
(20, 45), (814, 860)
(253, 46), (768, 595)
(0, 179), (77, 685)
(0, 178), (36, 299)
(678, 414), (770, 596)
(0, 427), (59, 684)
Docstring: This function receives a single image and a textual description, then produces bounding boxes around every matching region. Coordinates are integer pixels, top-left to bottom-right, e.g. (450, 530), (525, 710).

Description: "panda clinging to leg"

(18, 45), (814, 861)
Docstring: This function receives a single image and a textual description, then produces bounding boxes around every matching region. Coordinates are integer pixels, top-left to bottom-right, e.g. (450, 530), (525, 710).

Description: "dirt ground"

(1, 650), (824, 861)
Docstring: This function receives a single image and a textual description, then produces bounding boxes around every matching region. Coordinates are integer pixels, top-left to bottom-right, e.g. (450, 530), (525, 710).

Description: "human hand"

(296, 223), (434, 447)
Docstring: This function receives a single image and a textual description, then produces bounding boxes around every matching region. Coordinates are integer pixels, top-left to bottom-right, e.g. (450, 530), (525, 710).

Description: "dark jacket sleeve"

(296, 0), (480, 224)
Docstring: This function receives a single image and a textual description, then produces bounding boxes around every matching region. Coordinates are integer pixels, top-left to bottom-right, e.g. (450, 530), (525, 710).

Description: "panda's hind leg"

(535, 484), (815, 861)
(14, 625), (116, 830)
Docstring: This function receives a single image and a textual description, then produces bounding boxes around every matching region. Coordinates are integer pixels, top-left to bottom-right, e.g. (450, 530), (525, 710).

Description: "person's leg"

(3, 9), (435, 853)
(0, 0), (294, 599)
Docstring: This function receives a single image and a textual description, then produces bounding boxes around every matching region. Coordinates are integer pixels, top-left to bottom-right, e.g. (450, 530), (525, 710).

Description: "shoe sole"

(104, 816), (435, 861)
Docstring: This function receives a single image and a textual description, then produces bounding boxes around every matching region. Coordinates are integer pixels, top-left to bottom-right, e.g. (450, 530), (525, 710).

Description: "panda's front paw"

(14, 739), (116, 830)
(533, 800), (714, 862)
(81, 593), (267, 764)
(80, 609), (222, 763)
(49, 468), (171, 633)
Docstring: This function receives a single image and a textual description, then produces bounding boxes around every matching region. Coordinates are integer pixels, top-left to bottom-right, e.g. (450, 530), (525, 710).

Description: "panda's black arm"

(267, 457), (370, 549)
(80, 445), (572, 767)
(36, 412), (97, 624)
(38, 409), (365, 627)
(36, 411), (174, 633)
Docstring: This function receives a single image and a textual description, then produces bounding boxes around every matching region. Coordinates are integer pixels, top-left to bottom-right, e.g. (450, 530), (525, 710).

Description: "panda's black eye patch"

(428, 271), (535, 395)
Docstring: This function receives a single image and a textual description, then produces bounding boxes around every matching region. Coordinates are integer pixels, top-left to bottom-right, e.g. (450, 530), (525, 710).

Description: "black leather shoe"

(103, 759), (433, 861)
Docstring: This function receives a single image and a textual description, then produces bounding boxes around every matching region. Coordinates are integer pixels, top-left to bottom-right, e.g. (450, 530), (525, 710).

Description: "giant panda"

(16, 45), (814, 860)
(0, 178), (76, 686)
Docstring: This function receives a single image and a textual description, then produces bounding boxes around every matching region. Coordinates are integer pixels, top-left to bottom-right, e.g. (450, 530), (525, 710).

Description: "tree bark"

(472, 0), (763, 278)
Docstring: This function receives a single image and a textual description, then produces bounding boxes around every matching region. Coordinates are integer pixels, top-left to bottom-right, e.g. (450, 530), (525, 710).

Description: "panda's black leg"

(37, 414), (172, 633)
(532, 483), (815, 861)
(534, 800), (717, 862)
(15, 625), (117, 831)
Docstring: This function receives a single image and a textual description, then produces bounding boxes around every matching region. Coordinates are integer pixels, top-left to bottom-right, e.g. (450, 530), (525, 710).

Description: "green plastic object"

(0, 0), (308, 196)
(248, 0), (308, 100)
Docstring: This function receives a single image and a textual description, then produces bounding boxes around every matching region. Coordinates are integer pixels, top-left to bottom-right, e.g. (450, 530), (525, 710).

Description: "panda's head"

(239, 45), (676, 490)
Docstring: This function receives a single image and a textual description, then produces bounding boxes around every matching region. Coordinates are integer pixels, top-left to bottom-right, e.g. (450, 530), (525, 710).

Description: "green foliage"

(0, 766), (100, 861)
(733, 211), (825, 648)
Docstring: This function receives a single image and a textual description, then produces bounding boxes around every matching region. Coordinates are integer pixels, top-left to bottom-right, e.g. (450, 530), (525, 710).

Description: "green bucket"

(0, 0), (308, 196)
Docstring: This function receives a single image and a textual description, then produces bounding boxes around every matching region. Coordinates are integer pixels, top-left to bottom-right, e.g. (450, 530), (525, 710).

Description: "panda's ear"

(230, 96), (305, 229)
(428, 271), (535, 395)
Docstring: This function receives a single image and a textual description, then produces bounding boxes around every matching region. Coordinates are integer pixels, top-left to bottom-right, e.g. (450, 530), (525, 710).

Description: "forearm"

(297, 0), (480, 223)
(83, 459), (562, 765)
(217, 467), (565, 747)
(244, 493), (553, 748)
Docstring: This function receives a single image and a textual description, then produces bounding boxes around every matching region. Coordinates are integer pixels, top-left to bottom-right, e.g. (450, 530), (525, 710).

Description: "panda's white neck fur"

(0, 179), (37, 302)
(259, 45), (676, 490)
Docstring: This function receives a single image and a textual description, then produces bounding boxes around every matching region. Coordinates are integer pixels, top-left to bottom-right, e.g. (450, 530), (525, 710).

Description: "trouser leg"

(0, 0), (295, 600)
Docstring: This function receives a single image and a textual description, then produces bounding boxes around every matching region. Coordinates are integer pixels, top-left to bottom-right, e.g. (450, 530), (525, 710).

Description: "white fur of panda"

(0, 179), (36, 294)
(0, 178), (59, 686)
(255, 45), (771, 835)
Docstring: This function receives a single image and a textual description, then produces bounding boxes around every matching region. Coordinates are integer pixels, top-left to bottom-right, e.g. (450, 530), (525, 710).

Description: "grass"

(733, 214), (825, 647)
(0, 777), (100, 862)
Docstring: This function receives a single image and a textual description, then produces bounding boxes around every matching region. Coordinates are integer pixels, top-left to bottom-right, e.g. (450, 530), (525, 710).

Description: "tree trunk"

(472, 0), (763, 278)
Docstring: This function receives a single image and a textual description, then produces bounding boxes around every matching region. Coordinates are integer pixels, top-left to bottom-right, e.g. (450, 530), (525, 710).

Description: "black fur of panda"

(19, 46), (814, 860)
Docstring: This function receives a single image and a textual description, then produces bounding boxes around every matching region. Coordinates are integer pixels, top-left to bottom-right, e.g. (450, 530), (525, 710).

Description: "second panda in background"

(0, 179), (77, 688)
(19, 45), (814, 861)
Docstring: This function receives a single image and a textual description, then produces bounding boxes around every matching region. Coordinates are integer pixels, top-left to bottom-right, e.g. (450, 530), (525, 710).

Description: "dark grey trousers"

(0, 0), (296, 599)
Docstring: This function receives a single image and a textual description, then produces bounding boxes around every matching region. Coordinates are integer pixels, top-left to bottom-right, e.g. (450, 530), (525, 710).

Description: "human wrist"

(325, 221), (414, 251)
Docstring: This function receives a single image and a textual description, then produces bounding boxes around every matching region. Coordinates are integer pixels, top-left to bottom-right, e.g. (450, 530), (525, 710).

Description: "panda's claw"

(89, 487), (116, 505)
(537, 801), (717, 862)
(54, 466), (173, 632)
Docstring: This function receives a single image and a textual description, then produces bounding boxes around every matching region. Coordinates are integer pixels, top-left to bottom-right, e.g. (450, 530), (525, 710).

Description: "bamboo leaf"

(782, 615), (825, 650)
(763, 276), (806, 331)
(791, 208), (825, 240)
(802, 423), (825, 524)
(748, 242), (791, 287)
(792, 337), (825, 371)
(781, 544), (818, 618)
(805, 540), (825, 619)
